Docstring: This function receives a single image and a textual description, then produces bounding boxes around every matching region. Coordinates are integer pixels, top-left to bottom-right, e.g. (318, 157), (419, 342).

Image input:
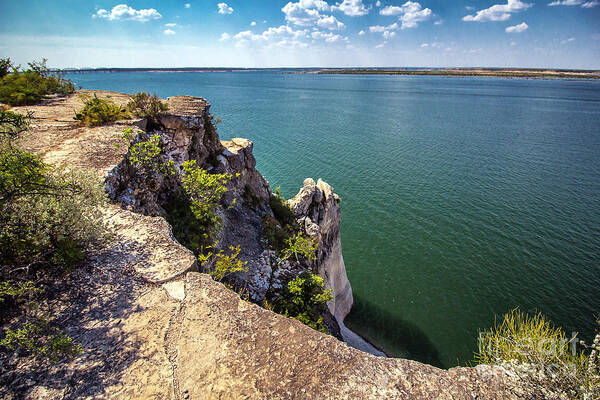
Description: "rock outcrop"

(0, 91), (536, 399)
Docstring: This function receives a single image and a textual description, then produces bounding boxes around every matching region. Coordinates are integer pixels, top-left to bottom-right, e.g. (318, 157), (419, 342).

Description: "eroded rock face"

(287, 178), (352, 322)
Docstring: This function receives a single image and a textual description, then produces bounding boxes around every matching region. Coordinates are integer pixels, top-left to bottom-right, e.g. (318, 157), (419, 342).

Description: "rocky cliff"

(0, 91), (536, 399)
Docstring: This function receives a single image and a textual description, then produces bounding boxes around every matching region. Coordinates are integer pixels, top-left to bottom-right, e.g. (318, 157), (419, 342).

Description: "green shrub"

(281, 233), (318, 262)
(0, 58), (74, 106)
(262, 214), (291, 252)
(198, 245), (248, 282)
(129, 134), (174, 173)
(75, 94), (127, 127)
(126, 91), (168, 119)
(270, 186), (298, 228)
(0, 110), (32, 137)
(180, 159), (232, 227)
(273, 272), (333, 333)
(1, 319), (82, 362)
(475, 309), (599, 399)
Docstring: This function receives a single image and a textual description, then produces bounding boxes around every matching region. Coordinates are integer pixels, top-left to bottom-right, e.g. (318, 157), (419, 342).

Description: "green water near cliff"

(67, 71), (600, 367)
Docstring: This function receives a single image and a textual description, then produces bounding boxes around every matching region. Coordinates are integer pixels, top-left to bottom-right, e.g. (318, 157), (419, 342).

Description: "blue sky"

(1, 0), (599, 68)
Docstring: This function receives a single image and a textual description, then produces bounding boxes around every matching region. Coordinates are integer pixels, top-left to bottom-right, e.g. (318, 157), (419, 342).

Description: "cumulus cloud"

(219, 33), (231, 41)
(375, 42), (386, 48)
(93, 4), (162, 22)
(376, 0), (381, 6)
(434, 19), (443, 24)
(463, 0), (532, 22)
(333, 0), (370, 16)
(380, 1), (433, 29)
(185, 3), (191, 8)
(218, 3), (234, 14)
(358, 30), (365, 35)
(163, 29), (176, 35)
(505, 21), (528, 32)
(233, 25), (310, 48)
(165, 23), (177, 27)
(369, 22), (398, 32)
(317, 15), (345, 30)
(581, 1), (599, 7)
(282, 0), (330, 26)
(421, 42), (429, 47)
(251, 21), (257, 26)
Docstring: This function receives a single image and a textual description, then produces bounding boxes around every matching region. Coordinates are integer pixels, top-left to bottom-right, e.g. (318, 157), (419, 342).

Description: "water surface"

(66, 71), (600, 367)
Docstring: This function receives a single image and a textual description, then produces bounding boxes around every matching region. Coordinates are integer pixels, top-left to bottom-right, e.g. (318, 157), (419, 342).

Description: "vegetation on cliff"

(475, 309), (599, 399)
(0, 111), (108, 361)
(0, 58), (75, 106)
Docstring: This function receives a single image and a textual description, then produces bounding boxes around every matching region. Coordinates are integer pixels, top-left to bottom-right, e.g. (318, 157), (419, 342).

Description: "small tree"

(281, 233), (318, 262)
(75, 94), (127, 127)
(126, 91), (168, 119)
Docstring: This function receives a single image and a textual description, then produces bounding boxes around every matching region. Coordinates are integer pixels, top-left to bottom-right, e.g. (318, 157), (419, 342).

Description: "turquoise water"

(66, 71), (600, 367)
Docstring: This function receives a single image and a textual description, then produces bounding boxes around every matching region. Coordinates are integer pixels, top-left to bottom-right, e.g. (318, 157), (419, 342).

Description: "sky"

(1, 0), (599, 68)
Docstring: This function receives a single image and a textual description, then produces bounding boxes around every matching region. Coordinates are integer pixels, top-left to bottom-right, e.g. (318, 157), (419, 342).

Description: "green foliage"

(129, 134), (174, 174)
(273, 272), (333, 333)
(0, 58), (75, 106)
(0, 110), (32, 137)
(1, 319), (82, 362)
(281, 233), (318, 262)
(198, 245), (248, 282)
(475, 309), (600, 399)
(0, 281), (40, 303)
(270, 186), (298, 228)
(126, 91), (168, 119)
(0, 58), (11, 79)
(75, 94), (127, 127)
(262, 214), (291, 252)
(164, 194), (209, 255)
(0, 144), (109, 270)
(180, 159), (232, 227)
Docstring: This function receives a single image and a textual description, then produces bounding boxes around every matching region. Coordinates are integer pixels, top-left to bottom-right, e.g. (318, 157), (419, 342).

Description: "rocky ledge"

(0, 91), (533, 399)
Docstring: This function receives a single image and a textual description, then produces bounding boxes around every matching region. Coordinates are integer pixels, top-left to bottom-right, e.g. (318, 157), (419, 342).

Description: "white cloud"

(463, 0), (532, 22)
(163, 29), (176, 35)
(376, 0), (381, 6)
(561, 37), (576, 44)
(369, 22), (398, 32)
(333, 0), (370, 16)
(219, 33), (231, 41)
(380, 1), (433, 29)
(165, 23), (177, 27)
(510, 41), (517, 45)
(382, 30), (396, 39)
(581, 0), (599, 6)
(375, 42), (386, 48)
(185, 3), (191, 8)
(218, 3), (234, 14)
(358, 30), (365, 35)
(548, 0), (581, 5)
(420, 42), (429, 47)
(505, 21), (528, 32)
(311, 30), (348, 42)
(251, 21), (257, 26)
(233, 25), (310, 48)
(434, 19), (443, 25)
(318, 15), (346, 30)
(465, 5), (475, 10)
(93, 4), (162, 22)
(282, 0), (330, 26)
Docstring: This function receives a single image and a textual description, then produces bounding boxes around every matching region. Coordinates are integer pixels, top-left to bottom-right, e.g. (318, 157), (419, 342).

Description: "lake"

(66, 71), (600, 367)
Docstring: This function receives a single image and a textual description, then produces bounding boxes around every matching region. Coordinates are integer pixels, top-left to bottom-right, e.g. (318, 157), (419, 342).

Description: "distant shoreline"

(298, 68), (600, 80)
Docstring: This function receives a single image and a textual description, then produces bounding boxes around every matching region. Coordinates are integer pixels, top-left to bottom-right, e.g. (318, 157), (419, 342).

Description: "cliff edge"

(0, 91), (532, 399)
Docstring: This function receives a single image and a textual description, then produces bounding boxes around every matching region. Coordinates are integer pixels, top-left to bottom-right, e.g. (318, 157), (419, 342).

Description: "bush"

(180, 159), (232, 227)
(262, 214), (291, 252)
(126, 91), (168, 119)
(273, 272), (333, 333)
(281, 233), (318, 262)
(75, 94), (127, 127)
(0, 110), (32, 137)
(199, 245), (248, 282)
(475, 309), (599, 399)
(270, 186), (298, 228)
(0, 58), (75, 106)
